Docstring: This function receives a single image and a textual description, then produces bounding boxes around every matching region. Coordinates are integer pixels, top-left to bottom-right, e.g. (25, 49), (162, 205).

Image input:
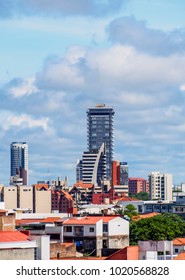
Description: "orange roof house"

(0, 231), (29, 242)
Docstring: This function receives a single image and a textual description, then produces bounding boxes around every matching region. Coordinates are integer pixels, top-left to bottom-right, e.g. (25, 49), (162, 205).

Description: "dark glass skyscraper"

(10, 142), (28, 185)
(87, 104), (114, 180)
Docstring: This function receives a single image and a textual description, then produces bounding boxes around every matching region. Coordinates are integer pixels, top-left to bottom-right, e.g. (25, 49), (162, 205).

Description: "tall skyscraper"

(10, 142), (28, 185)
(87, 104), (114, 180)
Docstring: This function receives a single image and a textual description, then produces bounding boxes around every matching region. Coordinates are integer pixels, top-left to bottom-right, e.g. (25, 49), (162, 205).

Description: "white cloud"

(35, 44), (185, 99)
(9, 77), (38, 97)
(1, 113), (49, 132)
(180, 84), (185, 91)
(108, 16), (185, 56)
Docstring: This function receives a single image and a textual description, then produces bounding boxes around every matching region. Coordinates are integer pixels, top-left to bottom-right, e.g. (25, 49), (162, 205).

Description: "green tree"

(114, 207), (124, 216)
(124, 204), (139, 220)
(129, 192), (150, 201)
(130, 213), (185, 245)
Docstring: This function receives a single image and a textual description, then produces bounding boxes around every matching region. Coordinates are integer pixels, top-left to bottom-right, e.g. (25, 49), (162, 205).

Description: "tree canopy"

(114, 204), (139, 220)
(129, 192), (150, 201)
(130, 213), (185, 245)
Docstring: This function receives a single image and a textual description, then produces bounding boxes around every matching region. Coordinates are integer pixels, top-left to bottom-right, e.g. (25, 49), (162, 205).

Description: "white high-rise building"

(148, 172), (173, 201)
(82, 143), (106, 186)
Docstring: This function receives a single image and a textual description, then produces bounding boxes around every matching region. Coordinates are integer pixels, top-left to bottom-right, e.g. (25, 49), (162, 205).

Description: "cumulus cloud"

(35, 44), (185, 97)
(1, 112), (49, 132)
(0, 0), (126, 18)
(108, 16), (185, 56)
(6, 77), (38, 98)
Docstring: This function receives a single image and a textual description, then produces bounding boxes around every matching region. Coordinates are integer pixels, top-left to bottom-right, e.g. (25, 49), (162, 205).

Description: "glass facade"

(87, 104), (114, 180)
(10, 142), (28, 185)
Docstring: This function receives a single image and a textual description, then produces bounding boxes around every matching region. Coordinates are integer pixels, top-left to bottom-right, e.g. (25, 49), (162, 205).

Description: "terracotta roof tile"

(118, 197), (141, 201)
(63, 216), (116, 225)
(74, 181), (94, 189)
(173, 238), (185, 246)
(33, 184), (49, 190)
(16, 217), (63, 226)
(174, 251), (185, 260)
(0, 231), (29, 242)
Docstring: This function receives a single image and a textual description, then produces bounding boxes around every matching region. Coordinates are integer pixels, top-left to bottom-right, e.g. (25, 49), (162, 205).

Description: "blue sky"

(1, 0), (185, 186)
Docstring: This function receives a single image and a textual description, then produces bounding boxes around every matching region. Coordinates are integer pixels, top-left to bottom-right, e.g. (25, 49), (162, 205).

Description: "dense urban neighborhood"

(1, 105), (185, 260)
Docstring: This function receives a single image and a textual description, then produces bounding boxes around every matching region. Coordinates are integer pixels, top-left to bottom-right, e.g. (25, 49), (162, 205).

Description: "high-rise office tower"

(10, 142), (28, 185)
(87, 104), (114, 180)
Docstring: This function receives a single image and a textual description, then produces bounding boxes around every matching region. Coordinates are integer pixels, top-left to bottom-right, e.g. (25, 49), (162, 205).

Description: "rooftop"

(0, 231), (29, 242)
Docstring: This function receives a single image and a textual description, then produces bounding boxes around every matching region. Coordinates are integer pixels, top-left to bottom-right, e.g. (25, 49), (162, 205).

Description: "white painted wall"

(108, 217), (129, 236)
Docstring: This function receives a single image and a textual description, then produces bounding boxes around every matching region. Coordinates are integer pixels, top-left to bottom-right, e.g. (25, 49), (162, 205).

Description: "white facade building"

(148, 172), (173, 201)
(63, 216), (129, 257)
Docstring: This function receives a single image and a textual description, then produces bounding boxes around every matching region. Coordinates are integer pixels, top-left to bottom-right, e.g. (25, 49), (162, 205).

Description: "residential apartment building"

(69, 181), (94, 207)
(51, 189), (76, 213)
(148, 172), (173, 201)
(0, 184), (51, 213)
(129, 178), (149, 194)
(82, 143), (106, 186)
(87, 104), (114, 180)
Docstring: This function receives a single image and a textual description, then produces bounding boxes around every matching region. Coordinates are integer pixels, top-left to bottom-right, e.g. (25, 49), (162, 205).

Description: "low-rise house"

(173, 238), (185, 256)
(63, 215), (129, 257)
(0, 231), (50, 260)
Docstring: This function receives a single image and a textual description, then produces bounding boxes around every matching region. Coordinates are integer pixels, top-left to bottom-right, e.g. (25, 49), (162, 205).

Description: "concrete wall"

(3, 186), (17, 209)
(0, 248), (34, 260)
(0, 215), (15, 231)
(18, 186), (33, 211)
(34, 189), (51, 213)
(108, 235), (129, 249)
(50, 242), (76, 259)
(29, 235), (50, 260)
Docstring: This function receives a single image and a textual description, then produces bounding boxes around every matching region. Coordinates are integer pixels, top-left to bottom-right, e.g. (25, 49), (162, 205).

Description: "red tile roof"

(16, 217), (63, 226)
(105, 246), (139, 260)
(173, 238), (185, 246)
(33, 184), (49, 190)
(63, 216), (116, 225)
(174, 251), (185, 260)
(117, 197), (140, 201)
(0, 231), (29, 242)
(74, 181), (94, 189)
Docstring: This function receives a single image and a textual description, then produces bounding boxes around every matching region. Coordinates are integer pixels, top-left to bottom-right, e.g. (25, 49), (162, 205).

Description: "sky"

(1, 0), (185, 186)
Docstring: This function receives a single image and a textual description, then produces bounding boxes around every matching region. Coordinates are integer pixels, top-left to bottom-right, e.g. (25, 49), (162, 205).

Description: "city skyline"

(1, 1), (185, 186)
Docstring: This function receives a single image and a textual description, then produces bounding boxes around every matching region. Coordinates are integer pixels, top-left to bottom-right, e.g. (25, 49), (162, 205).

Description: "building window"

(103, 224), (108, 232)
(89, 227), (94, 232)
(65, 226), (72, 232)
